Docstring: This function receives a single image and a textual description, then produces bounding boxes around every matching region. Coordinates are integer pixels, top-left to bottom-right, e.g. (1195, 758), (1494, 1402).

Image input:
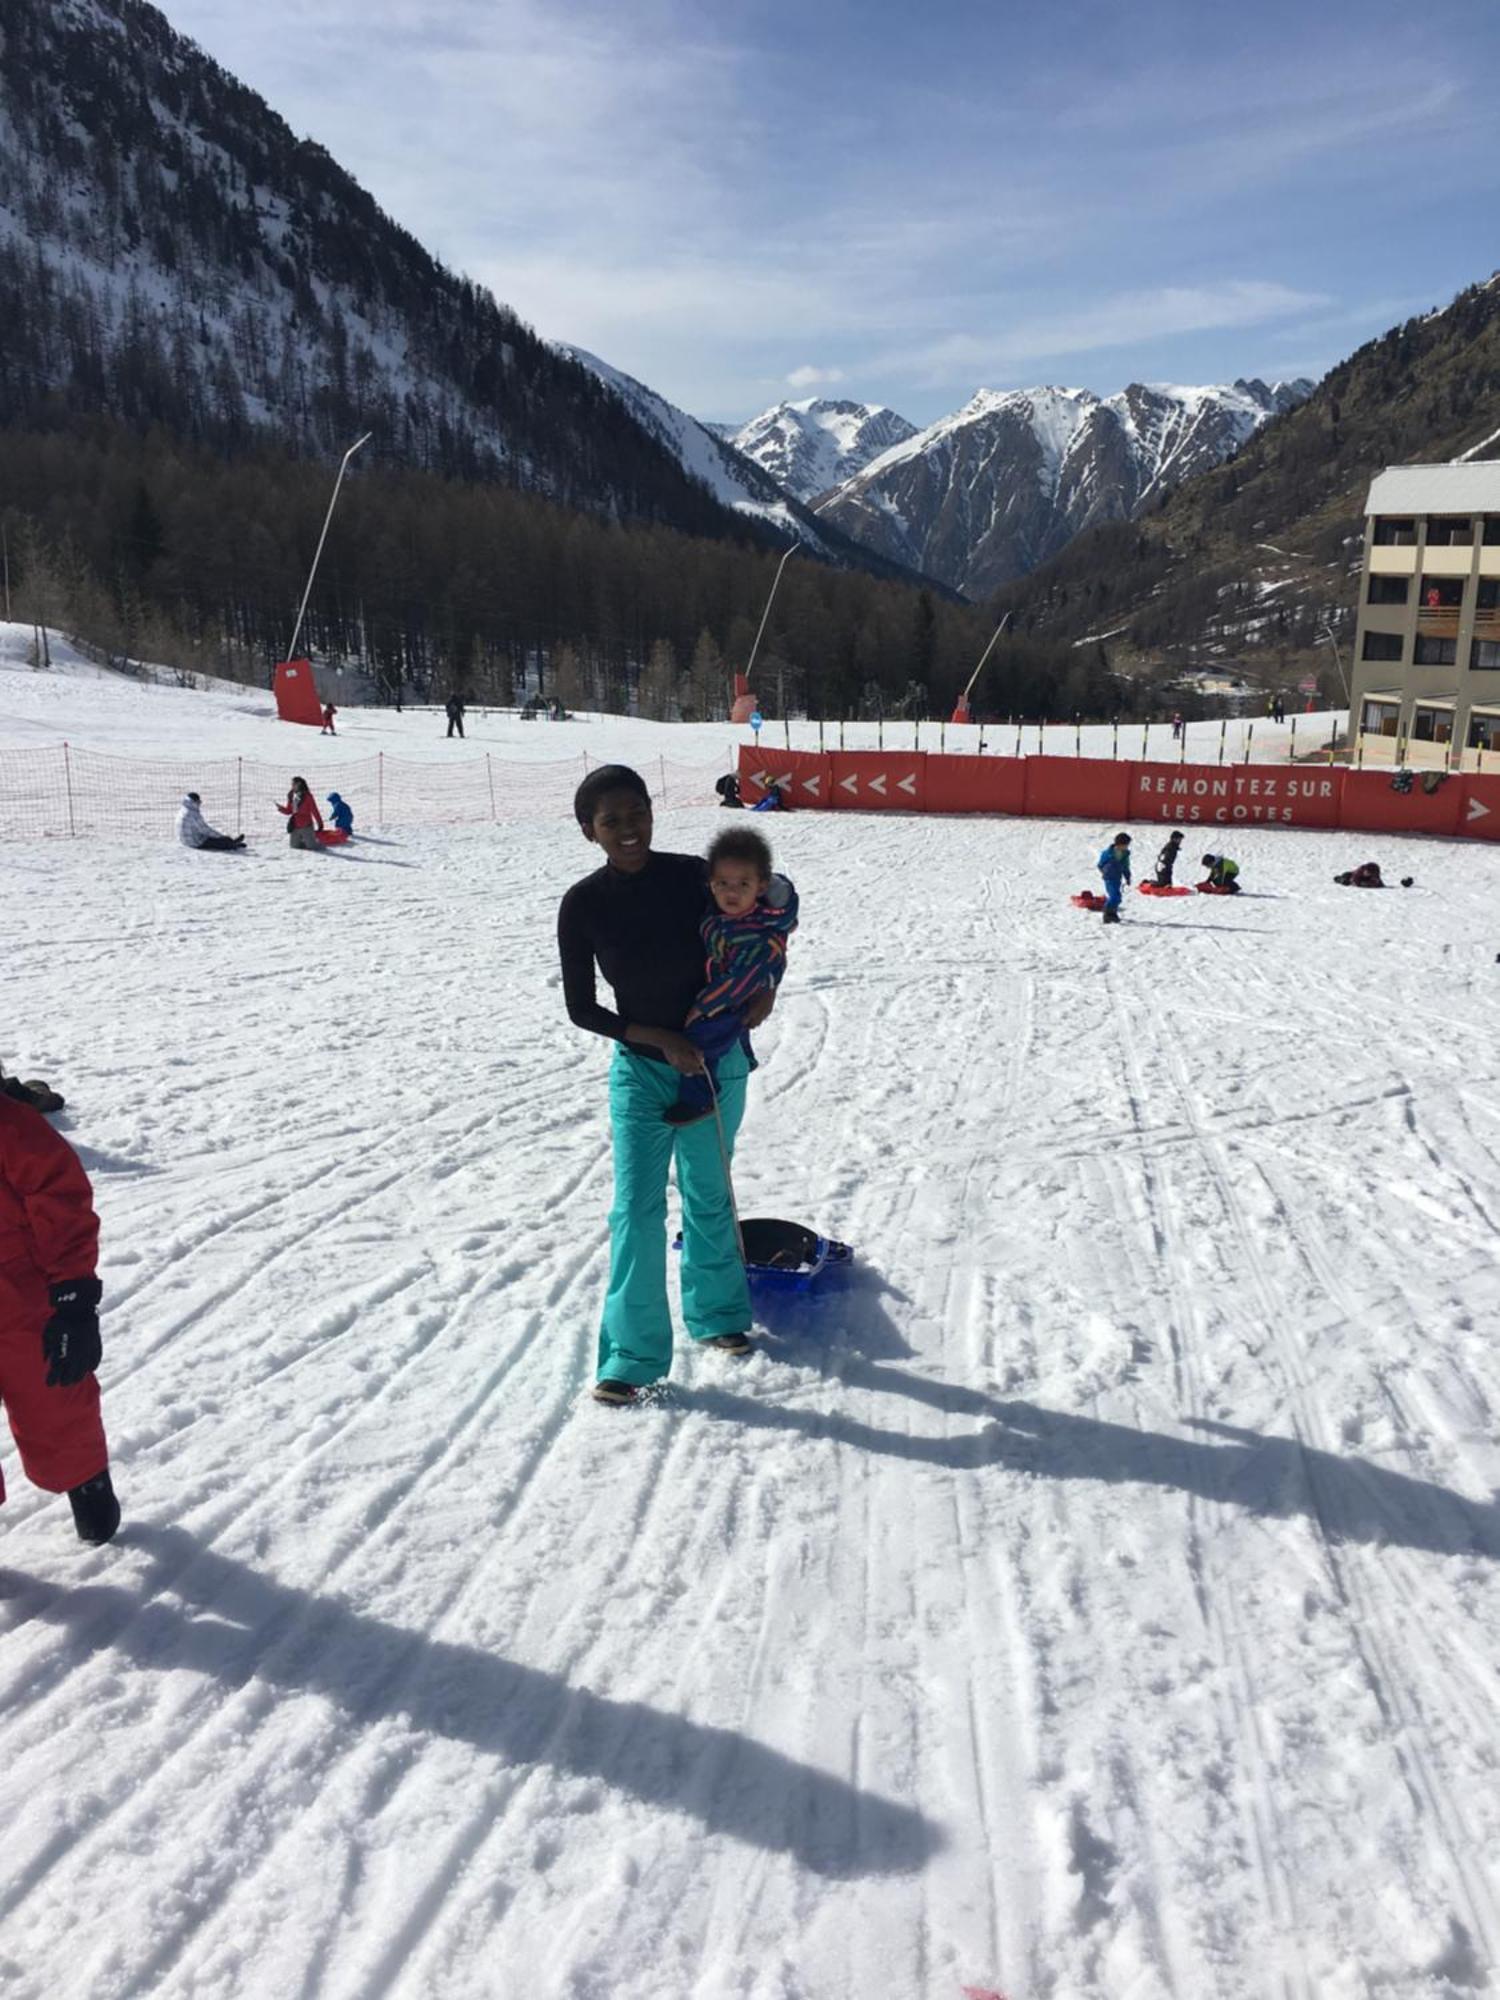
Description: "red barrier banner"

(1458, 775), (1500, 841)
(923, 755), (1026, 815)
(1340, 771), (1463, 839)
(1131, 761), (1344, 828)
(1025, 757), (1131, 822)
(737, 749), (832, 807)
(826, 752), (925, 811)
(273, 659), (323, 726)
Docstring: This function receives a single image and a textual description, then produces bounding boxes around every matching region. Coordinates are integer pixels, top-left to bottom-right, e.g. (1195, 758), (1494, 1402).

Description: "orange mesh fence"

(0, 746), (732, 842)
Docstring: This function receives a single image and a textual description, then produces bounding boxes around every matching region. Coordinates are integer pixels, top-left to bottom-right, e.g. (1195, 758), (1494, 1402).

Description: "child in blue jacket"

(327, 792), (354, 835)
(1097, 832), (1132, 924)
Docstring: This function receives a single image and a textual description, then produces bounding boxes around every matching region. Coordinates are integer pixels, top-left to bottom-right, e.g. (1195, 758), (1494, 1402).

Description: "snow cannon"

(729, 671), (759, 726)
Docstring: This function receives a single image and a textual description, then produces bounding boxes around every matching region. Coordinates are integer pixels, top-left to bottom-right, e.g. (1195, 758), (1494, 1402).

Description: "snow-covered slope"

(554, 346), (803, 531)
(729, 398), (919, 502)
(820, 379), (1314, 598)
(556, 351), (939, 580)
(1, 663), (1497, 2000)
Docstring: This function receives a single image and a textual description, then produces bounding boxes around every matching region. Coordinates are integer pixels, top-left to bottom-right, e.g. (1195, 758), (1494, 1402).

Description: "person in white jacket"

(176, 793), (245, 852)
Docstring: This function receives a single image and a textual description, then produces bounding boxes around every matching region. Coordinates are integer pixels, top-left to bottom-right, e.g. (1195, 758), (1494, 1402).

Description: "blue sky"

(167, 0), (1500, 429)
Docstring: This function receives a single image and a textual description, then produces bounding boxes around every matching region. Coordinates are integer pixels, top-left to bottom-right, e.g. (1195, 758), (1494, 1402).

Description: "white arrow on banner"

(839, 775), (859, 795)
(897, 773), (917, 795)
(1468, 795), (1490, 822)
(868, 774), (888, 796)
(751, 771), (770, 790)
(803, 776), (821, 796)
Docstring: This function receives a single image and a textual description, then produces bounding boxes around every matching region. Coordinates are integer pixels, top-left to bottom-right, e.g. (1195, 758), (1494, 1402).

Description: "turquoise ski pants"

(598, 1042), (751, 1385)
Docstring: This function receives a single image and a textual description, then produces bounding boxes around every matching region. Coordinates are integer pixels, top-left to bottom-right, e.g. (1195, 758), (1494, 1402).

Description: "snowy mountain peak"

(816, 376), (1316, 598)
(729, 399), (919, 502)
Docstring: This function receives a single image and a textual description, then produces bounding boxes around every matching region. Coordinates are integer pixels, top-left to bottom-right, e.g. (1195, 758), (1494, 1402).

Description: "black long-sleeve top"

(558, 851), (709, 1058)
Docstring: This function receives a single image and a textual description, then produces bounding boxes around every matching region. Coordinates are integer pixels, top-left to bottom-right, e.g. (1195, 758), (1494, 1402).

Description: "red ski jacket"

(0, 1095), (99, 1326)
(278, 790), (324, 831)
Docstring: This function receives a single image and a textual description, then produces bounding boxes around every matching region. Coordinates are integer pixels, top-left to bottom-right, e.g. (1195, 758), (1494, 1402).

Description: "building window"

(1426, 517), (1472, 547)
(1471, 639), (1500, 670)
(1362, 700), (1401, 736)
(1470, 712), (1499, 749)
(1373, 518), (1416, 545)
(1478, 580), (1499, 612)
(1362, 630), (1403, 662)
(1483, 519), (1500, 546)
(1367, 575), (1409, 605)
(1414, 635), (1458, 665)
(1411, 706), (1453, 743)
(1419, 577), (1464, 609)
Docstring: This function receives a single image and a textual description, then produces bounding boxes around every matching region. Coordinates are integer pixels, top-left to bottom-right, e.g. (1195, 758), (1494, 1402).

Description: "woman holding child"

(557, 764), (790, 1406)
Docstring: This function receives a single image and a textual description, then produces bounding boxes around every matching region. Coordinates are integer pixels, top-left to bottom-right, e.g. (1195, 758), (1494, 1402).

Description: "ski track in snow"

(3, 731), (1500, 1998)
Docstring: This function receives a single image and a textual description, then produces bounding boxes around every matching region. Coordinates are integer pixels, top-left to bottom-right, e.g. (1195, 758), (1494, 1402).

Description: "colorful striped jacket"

(686, 874), (799, 1025)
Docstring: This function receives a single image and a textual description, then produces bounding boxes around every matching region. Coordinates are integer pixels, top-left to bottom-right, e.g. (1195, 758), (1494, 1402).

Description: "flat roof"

(1366, 463), (1500, 515)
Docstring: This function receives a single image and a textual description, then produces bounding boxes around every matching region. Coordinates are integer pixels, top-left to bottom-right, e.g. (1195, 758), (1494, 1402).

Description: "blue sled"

(674, 1216), (853, 1293)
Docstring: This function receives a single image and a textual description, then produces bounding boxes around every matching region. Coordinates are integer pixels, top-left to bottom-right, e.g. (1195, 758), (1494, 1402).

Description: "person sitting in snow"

(176, 792), (245, 853)
(0, 1091), (120, 1544)
(277, 776), (324, 850)
(1201, 853), (1241, 893)
(1334, 862), (1393, 887)
(1155, 829), (1184, 887)
(665, 827), (798, 1128)
(326, 791), (354, 836)
(1096, 831), (1132, 924)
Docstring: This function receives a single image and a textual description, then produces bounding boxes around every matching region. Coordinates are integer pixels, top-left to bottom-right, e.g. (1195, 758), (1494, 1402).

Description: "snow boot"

(1102, 906), (1121, 925)
(68, 1468), (120, 1545)
(591, 1379), (640, 1407)
(704, 1331), (753, 1357)
(663, 1102), (713, 1128)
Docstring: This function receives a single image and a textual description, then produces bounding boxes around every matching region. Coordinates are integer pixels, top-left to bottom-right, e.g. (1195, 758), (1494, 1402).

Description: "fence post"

(1244, 722), (1254, 765)
(939, 721), (945, 755)
(818, 718), (824, 754)
(1141, 722), (1149, 761)
(1288, 716), (1297, 763)
(1111, 720), (1118, 761)
(1217, 719), (1227, 766)
(839, 718), (845, 750)
(63, 742), (76, 836)
(486, 753), (496, 822)
(378, 752), (384, 828)
(581, 750), (591, 774)
(784, 717), (790, 750)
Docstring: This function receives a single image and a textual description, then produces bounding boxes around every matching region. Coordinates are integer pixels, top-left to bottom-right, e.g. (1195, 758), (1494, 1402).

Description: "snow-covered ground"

(3, 657), (1498, 2000)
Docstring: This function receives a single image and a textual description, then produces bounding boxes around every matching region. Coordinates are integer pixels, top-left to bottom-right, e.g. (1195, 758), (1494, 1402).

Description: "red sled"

(1140, 882), (1192, 897)
(1071, 891), (1108, 910)
(316, 828), (350, 846)
(1196, 881), (1236, 895)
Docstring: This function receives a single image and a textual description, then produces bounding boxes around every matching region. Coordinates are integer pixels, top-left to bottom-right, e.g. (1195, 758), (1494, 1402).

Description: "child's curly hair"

(706, 827), (773, 880)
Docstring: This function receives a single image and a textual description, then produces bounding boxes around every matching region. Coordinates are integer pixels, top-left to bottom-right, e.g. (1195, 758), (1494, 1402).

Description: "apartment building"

(1350, 463), (1500, 769)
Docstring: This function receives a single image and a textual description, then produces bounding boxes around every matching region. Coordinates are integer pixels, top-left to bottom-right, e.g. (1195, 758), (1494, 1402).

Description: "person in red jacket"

(0, 1095), (119, 1544)
(320, 702), (338, 736)
(277, 775), (325, 850)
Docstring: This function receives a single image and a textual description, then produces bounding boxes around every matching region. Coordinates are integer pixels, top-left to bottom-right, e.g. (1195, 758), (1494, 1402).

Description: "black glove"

(42, 1277), (103, 1387)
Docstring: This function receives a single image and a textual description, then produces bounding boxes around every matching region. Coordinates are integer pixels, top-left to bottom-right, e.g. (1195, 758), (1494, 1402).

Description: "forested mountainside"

(0, 0), (759, 534)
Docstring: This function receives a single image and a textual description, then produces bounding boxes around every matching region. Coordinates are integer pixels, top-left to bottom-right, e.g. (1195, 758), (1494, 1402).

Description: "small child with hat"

(1097, 831), (1132, 924)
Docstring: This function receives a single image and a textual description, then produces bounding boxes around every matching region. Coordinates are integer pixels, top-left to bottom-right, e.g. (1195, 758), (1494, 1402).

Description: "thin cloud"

(786, 365), (846, 389)
(868, 282), (1333, 390)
